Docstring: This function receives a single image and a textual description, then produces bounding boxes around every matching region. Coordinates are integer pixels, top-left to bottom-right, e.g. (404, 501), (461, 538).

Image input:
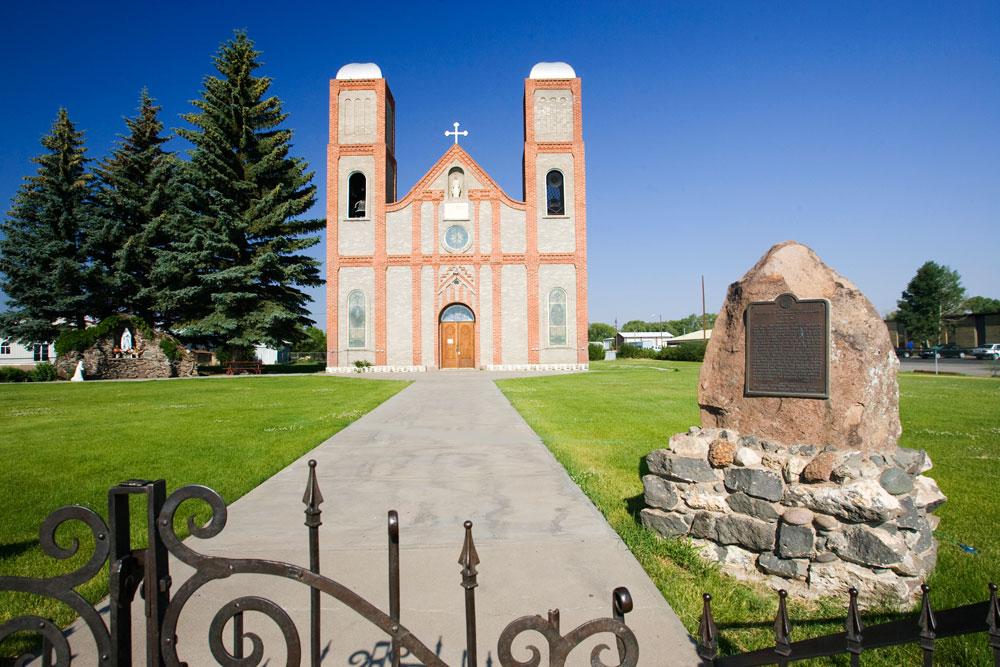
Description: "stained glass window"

(348, 291), (366, 348)
(546, 170), (565, 216)
(549, 289), (567, 346)
(440, 304), (475, 322)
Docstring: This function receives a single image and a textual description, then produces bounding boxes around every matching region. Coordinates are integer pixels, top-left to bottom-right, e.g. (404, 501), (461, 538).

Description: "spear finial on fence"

(919, 583), (937, 667)
(845, 587), (863, 666)
(459, 520), (480, 667)
(987, 583), (1000, 662)
(697, 593), (718, 663)
(773, 589), (792, 661)
(302, 460), (324, 528)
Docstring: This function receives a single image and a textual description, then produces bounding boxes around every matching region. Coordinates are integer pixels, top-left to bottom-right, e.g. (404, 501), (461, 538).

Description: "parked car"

(919, 344), (971, 359)
(973, 343), (1000, 360)
(895, 347), (913, 358)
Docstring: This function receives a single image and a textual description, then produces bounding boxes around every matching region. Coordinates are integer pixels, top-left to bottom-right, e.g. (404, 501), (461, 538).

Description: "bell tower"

(326, 63), (396, 367)
(523, 62), (588, 364)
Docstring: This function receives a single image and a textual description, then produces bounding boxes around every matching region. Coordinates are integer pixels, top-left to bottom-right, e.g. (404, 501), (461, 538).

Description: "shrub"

(616, 343), (657, 359)
(656, 341), (708, 362)
(31, 363), (58, 382)
(588, 343), (606, 361)
(159, 338), (181, 362)
(0, 367), (31, 383)
(353, 359), (373, 373)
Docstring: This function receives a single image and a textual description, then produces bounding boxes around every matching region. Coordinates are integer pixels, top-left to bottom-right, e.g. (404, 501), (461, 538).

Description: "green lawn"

(498, 359), (1000, 665)
(0, 375), (407, 656)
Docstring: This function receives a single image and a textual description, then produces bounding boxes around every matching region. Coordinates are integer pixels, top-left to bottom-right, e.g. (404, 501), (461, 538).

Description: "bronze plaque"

(745, 293), (830, 399)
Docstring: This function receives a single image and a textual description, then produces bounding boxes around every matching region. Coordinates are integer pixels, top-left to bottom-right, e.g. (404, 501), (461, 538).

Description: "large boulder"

(698, 241), (900, 452)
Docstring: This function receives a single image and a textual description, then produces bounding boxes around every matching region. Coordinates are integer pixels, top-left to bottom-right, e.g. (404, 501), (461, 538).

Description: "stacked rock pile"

(640, 427), (946, 604)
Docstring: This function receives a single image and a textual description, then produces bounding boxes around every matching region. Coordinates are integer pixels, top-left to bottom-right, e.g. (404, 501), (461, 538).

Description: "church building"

(325, 62), (588, 371)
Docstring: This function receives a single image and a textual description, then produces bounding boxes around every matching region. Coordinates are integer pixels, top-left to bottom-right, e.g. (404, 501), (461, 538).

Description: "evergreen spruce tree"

(170, 31), (323, 355)
(896, 261), (966, 345)
(0, 109), (94, 342)
(88, 89), (179, 324)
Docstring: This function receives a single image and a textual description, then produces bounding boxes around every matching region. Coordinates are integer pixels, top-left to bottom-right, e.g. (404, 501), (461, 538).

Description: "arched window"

(545, 170), (565, 216)
(440, 303), (475, 322)
(348, 172), (366, 218)
(348, 291), (366, 348)
(548, 288), (567, 346)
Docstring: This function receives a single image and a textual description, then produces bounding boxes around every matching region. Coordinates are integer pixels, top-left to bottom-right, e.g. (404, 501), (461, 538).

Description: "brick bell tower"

(326, 63), (396, 367)
(523, 62), (588, 365)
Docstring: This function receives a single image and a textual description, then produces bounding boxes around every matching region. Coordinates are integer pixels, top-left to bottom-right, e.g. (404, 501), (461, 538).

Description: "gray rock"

(902, 520), (934, 554)
(869, 454), (887, 467)
(895, 497), (922, 530)
(648, 450), (719, 483)
(758, 552), (809, 580)
(832, 454), (863, 482)
(785, 479), (902, 522)
(913, 476), (947, 511)
(813, 514), (841, 532)
(640, 508), (692, 537)
(879, 467), (914, 495)
(762, 440), (780, 453)
(734, 447), (762, 467)
(642, 475), (679, 511)
(739, 435), (760, 447)
(781, 507), (814, 525)
(814, 551), (838, 563)
(690, 512), (776, 552)
(893, 447), (931, 474)
(778, 523), (815, 558)
(724, 468), (784, 502)
(828, 525), (906, 567)
(726, 492), (781, 522)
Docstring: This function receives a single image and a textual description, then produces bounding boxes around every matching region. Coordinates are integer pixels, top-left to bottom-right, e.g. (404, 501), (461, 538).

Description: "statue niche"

(447, 167), (464, 199)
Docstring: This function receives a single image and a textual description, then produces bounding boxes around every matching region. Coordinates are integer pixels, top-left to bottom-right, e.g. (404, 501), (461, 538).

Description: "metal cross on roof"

(444, 121), (469, 145)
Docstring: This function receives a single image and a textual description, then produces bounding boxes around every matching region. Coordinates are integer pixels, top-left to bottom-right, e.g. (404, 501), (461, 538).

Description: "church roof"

(389, 144), (525, 211)
(529, 62), (576, 79)
(336, 63), (382, 80)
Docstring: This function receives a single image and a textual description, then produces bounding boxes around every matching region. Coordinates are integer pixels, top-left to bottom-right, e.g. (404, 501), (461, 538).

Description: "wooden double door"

(440, 321), (475, 369)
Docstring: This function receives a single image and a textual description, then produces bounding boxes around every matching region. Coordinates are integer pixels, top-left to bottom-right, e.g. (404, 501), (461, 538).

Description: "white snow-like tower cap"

(336, 63), (383, 80)
(528, 62), (576, 79)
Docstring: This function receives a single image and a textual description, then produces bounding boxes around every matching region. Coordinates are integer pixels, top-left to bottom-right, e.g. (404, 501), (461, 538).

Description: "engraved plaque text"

(745, 293), (829, 399)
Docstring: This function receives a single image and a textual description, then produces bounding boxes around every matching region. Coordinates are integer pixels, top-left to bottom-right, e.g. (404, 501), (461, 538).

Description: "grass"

(497, 359), (1000, 665)
(0, 374), (408, 657)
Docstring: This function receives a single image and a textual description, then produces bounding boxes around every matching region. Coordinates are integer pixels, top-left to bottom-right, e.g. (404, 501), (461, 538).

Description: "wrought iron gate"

(0, 460), (639, 666)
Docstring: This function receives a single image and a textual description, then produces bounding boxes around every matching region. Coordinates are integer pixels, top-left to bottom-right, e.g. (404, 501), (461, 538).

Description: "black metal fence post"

(697, 593), (718, 665)
(987, 583), (1000, 666)
(388, 510), (401, 667)
(108, 479), (169, 667)
(919, 584), (937, 667)
(845, 587), (864, 667)
(303, 459), (324, 667)
(773, 589), (792, 667)
(612, 587), (633, 662)
(459, 520), (480, 667)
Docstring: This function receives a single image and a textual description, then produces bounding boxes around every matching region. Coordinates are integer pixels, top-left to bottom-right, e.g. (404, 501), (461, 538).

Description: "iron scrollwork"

(496, 608), (639, 667)
(0, 505), (114, 665)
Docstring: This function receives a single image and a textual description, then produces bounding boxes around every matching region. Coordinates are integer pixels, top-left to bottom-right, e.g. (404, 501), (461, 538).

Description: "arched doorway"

(439, 304), (475, 369)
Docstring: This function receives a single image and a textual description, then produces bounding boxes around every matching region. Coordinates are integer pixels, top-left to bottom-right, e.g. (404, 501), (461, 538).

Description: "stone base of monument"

(640, 427), (946, 605)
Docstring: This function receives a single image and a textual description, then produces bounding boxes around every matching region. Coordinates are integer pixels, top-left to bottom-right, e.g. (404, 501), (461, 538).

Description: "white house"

(0, 337), (54, 369)
(254, 344), (291, 365)
(615, 331), (675, 350)
(665, 329), (712, 345)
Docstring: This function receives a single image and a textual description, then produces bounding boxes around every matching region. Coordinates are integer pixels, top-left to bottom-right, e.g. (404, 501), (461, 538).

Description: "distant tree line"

(893, 261), (998, 346)
(0, 31), (323, 358)
(588, 314), (717, 341)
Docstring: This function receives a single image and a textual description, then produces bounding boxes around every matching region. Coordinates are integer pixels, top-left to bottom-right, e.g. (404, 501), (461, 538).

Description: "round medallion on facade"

(443, 224), (471, 253)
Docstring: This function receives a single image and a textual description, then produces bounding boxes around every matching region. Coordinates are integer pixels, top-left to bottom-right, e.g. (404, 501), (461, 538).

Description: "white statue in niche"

(450, 173), (463, 199)
(70, 360), (85, 382)
(121, 328), (133, 352)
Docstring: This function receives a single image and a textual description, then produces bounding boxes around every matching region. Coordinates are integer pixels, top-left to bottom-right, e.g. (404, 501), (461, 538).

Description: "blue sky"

(1, 1), (997, 328)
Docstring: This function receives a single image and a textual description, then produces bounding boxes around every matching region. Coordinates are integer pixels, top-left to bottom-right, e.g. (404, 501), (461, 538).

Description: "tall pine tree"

(170, 31), (323, 355)
(0, 109), (94, 342)
(896, 261), (966, 345)
(88, 89), (180, 325)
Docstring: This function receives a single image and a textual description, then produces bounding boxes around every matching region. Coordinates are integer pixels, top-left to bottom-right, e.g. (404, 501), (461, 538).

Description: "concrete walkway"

(66, 371), (697, 665)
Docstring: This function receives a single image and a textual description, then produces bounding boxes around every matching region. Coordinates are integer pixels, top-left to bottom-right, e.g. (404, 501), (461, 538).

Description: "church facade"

(325, 62), (588, 371)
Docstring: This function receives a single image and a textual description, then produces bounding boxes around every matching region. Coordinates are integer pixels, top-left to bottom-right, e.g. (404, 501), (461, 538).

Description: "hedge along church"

(325, 62), (589, 371)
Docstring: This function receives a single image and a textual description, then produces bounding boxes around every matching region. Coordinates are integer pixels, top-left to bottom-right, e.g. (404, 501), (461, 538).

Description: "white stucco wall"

(386, 267), (413, 366)
(386, 205), (412, 255)
(421, 266), (435, 367)
(536, 153), (576, 254)
(538, 264), (578, 364)
(338, 90), (377, 144)
(479, 267), (493, 366)
(532, 89), (574, 143)
(338, 267), (375, 364)
(338, 155), (376, 256)
(420, 201), (435, 255)
(500, 264), (528, 364)
(500, 204), (526, 254)
(478, 202), (492, 255)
